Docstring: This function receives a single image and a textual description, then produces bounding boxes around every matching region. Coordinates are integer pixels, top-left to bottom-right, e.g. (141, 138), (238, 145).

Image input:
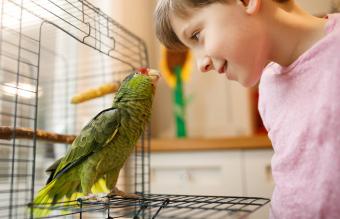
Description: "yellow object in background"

(160, 46), (193, 138)
(160, 47), (192, 88)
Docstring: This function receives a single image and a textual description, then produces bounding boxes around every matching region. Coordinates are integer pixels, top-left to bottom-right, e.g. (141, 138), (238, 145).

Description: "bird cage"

(0, 0), (269, 218)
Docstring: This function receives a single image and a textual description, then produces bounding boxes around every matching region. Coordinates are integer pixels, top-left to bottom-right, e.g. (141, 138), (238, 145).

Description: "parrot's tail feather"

(32, 177), (108, 217)
(32, 180), (56, 217)
(32, 179), (81, 218)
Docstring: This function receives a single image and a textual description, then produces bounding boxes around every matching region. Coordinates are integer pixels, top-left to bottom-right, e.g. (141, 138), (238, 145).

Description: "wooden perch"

(71, 81), (121, 104)
(0, 126), (76, 144)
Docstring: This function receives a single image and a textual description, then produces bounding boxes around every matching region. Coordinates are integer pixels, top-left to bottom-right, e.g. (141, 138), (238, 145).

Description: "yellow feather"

(32, 180), (56, 217)
(91, 178), (109, 193)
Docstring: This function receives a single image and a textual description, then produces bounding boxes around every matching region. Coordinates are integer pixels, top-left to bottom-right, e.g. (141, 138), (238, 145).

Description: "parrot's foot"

(78, 193), (109, 202)
(108, 187), (140, 199)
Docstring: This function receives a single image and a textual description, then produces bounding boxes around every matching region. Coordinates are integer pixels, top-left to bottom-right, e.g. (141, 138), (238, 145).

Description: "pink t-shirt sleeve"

(259, 13), (340, 219)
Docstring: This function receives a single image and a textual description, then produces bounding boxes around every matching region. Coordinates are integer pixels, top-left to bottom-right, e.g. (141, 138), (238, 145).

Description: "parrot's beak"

(148, 69), (161, 86)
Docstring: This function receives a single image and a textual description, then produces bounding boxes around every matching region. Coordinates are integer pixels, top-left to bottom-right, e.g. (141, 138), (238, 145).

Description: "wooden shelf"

(150, 135), (272, 152)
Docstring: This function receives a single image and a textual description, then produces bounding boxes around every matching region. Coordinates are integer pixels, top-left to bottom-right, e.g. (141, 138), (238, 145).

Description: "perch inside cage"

(0, 0), (270, 218)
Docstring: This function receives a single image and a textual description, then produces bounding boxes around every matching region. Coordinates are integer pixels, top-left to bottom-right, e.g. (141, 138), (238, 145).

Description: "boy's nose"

(198, 56), (214, 72)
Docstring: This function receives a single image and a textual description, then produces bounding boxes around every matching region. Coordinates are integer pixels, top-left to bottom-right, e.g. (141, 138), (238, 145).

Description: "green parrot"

(32, 68), (160, 217)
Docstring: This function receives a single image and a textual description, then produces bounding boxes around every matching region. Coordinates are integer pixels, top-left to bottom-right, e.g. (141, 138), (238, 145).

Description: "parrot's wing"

(51, 107), (120, 181)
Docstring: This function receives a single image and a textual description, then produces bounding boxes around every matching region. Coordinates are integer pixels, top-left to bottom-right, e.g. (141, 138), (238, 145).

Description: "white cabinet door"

(243, 149), (274, 219)
(243, 149), (274, 197)
(150, 149), (274, 218)
(150, 150), (243, 196)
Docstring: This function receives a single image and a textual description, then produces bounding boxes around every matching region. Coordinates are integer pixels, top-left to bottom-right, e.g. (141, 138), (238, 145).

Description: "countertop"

(150, 135), (272, 152)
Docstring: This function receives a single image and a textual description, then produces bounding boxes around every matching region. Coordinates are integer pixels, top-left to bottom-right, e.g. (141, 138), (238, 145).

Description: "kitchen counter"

(150, 135), (272, 152)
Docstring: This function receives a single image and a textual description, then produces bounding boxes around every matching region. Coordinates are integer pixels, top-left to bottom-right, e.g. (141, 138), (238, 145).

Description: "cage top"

(4, 0), (148, 69)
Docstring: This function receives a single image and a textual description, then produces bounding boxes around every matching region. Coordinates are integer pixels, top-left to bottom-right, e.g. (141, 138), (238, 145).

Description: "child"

(154, 0), (340, 218)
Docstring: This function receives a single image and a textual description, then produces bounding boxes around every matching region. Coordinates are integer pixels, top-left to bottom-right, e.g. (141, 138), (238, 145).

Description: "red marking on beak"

(137, 67), (148, 75)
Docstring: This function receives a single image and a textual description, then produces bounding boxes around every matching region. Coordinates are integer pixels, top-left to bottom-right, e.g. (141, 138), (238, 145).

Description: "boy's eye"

(190, 31), (200, 42)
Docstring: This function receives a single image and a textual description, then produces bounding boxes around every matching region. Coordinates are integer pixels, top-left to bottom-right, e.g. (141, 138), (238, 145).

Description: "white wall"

(296, 0), (333, 15)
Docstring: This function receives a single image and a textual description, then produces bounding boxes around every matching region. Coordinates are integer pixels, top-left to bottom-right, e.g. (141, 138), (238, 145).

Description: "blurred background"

(0, 0), (338, 218)
(84, 1), (338, 217)
(87, 0), (338, 139)
(50, 0), (340, 212)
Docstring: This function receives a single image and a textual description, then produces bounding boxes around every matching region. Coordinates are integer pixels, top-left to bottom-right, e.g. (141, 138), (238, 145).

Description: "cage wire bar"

(0, 0), (150, 218)
(31, 194), (270, 219)
(0, 0), (270, 218)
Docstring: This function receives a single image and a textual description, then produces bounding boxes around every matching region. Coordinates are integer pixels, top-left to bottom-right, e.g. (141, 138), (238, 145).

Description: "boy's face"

(170, 1), (270, 87)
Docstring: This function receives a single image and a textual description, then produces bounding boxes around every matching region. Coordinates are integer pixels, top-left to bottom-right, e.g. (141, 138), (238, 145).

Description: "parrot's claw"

(78, 193), (109, 202)
(108, 187), (140, 199)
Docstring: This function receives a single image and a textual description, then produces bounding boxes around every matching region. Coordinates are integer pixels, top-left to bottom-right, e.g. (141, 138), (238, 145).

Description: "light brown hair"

(154, 0), (289, 50)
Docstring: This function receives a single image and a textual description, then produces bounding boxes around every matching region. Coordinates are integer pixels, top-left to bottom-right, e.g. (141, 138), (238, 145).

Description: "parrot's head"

(136, 67), (161, 87)
(116, 67), (160, 101)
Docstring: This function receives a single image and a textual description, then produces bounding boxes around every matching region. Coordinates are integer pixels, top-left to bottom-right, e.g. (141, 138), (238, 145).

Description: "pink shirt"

(259, 14), (340, 219)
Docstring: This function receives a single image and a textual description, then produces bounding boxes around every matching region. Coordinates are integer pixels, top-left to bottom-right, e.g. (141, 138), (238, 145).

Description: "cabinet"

(243, 150), (274, 198)
(150, 149), (274, 218)
(151, 151), (243, 196)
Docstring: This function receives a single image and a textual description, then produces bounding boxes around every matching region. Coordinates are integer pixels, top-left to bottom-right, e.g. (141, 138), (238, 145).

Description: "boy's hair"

(154, 0), (289, 51)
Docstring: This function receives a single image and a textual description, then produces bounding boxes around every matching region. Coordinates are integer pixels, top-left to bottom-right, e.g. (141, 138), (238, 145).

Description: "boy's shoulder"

(327, 13), (340, 32)
(261, 13), (340, 78)
(321, 13), (340, 48)
(258, 14), (340, 133)
(324, 13), (340, 44)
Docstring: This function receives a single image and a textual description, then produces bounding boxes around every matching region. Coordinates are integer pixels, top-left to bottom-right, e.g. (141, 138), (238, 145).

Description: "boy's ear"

(238, 0), (261, 15)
